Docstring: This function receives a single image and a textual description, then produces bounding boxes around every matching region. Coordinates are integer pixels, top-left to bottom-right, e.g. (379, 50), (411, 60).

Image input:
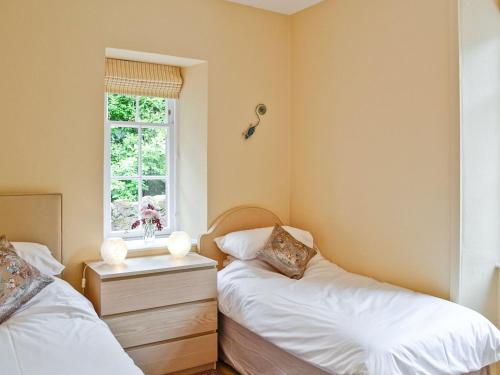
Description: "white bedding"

(218, 254), (500, 375)
(0, 277), (143, 375)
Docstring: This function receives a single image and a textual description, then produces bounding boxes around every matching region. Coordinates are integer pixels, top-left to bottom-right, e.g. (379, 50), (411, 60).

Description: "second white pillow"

(12, 242), (65, 276)
(214, 226), (313, 260)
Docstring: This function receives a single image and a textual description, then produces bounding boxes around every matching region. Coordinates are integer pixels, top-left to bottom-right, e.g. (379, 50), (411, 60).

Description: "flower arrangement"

(131, 203), (163, 241)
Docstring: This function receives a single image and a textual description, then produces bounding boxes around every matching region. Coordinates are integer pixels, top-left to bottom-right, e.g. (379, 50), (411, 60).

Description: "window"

(104, 93), (176, 238)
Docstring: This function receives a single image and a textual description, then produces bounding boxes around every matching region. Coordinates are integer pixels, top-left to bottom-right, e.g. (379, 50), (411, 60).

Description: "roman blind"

(104, 58), (183, 98)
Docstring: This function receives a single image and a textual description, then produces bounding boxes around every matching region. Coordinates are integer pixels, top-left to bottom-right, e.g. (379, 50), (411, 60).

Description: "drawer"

(100, 268), (216, 315)
(126, 333), (217, 375)
(104, 301), (217, 348)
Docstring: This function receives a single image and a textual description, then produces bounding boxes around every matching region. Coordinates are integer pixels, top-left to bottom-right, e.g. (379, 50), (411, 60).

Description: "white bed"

(200, 206), (500, 375)
(0, 277), (142, 375)
(218, 255), (499, 374)
(0, 194), (143, 375)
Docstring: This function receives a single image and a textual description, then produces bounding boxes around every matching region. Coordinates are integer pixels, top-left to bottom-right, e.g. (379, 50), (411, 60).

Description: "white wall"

(179, 63), (209, 238)
(459, 0), (500, 324)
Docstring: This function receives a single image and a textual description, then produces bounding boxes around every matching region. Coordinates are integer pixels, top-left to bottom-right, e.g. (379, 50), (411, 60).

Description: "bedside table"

(84, 253), (218, 375)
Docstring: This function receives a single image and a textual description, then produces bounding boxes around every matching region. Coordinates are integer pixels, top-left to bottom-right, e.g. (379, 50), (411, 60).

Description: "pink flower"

(141, 208), (160, 219)
(131, 203), (164, 231)
(152, 218), (163, 231)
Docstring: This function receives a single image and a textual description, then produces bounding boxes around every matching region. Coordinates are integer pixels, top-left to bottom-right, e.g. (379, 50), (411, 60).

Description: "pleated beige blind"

(104, 58), (183, 98)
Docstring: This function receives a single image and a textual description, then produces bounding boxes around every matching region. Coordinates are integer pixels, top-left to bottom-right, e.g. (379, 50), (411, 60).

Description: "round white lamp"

(167, 231), (191, 258)
(100, 237), (128, 265)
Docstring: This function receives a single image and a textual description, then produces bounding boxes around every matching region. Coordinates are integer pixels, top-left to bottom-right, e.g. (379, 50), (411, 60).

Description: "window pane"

(111, 179), (139, 231)
(142, 127), (167, 176)
(108, 94), (136, 121)
(139, 97), (166, 124)
(111, 127), (139, 176)
(142, 179), (167, 229)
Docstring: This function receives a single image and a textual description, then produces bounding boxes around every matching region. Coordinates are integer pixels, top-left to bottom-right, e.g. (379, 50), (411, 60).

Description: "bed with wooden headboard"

(0, 193), (147, 375)
(198, 206), (495, 375)
(0, 193), (62, 263)
(198, 206), (333, 374)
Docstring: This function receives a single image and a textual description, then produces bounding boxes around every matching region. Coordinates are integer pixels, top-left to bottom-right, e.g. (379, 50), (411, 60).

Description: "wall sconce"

(243, 104), (267, 139)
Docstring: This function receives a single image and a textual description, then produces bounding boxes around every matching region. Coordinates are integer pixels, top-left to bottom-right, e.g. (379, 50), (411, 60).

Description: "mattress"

(219, 314), (491, 375)
(218, 255), (500, 375)
(220, 313), (332, 375)
(0, 277), (143, 375)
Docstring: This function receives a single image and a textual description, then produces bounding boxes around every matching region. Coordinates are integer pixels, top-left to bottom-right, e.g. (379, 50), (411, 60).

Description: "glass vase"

(143, 219), (156, 242)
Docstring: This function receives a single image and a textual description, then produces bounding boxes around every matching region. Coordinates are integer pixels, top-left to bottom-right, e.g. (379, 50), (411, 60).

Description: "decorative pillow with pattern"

(256, 225), (317, 279)
(0, 235), (53, 324)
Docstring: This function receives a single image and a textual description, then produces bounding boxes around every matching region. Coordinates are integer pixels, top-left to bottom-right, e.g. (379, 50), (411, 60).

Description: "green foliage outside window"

(108, 94), (135, 122)
(108, 94), (168, 202)
(111, 127), (138, 177)
(142, 128), (167, 176)
(111, 179), (138, 202)
(140, 97), (166, 123)
(107, 93), (167, 123)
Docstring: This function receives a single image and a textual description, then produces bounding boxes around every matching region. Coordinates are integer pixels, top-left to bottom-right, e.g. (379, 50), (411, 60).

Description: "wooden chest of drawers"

(84, 253), (218, 375)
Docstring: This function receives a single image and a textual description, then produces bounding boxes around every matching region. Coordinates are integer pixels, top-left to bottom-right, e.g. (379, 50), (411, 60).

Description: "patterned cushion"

(256, 225), (317, 279)
(0, 235), (53, 324)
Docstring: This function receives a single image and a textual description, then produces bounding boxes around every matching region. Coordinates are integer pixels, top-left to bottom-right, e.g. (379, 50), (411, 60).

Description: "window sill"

(125, 237), (198, 253)
(126, 238), (169, 253)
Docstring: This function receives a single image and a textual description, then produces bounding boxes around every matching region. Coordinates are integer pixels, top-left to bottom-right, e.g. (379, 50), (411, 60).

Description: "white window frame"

(103, 94), (176, 239)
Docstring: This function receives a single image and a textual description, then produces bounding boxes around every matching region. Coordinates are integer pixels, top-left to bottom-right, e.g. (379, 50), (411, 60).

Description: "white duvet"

(0, 278), (143, 375)
(218, 254), (500, 375)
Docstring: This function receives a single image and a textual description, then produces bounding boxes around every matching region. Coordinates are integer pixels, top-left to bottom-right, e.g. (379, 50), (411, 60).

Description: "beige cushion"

(0, 235), (53, 324)
(256, 225), (316, 279)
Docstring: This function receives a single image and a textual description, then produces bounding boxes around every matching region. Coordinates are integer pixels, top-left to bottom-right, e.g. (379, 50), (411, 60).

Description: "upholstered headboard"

(0, 194), (63, 263)
(198, 206), (283, 269)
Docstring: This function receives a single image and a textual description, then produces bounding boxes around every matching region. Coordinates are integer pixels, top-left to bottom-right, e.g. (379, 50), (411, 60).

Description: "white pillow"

(214, 226), (313, 260)
(12, 242), (65, 276)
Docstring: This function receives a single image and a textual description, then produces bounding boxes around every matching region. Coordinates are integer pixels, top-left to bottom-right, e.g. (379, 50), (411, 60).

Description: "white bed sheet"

(218, 255), (500, 375)
(0, 277), (143, 375)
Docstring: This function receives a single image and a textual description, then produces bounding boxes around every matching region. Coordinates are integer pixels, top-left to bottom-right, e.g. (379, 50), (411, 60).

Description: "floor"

(217, 361), (240, 375)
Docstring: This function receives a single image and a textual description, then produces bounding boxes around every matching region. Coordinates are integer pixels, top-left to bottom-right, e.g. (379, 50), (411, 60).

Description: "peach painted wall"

(0, 0), (291, 288)
(3, 0), (492, 319)
(290, 0), (460, 299)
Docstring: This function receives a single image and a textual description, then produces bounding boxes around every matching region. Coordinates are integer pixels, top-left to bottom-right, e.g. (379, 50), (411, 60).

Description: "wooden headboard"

(199, 206), (283, 269)
(0, 194), (63, 263)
